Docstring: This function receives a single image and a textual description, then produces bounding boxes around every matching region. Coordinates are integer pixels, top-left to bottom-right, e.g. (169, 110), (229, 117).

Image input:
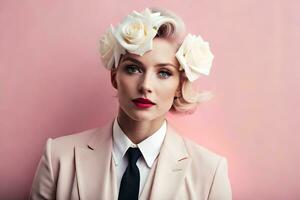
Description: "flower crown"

(99, 8), (214, 82)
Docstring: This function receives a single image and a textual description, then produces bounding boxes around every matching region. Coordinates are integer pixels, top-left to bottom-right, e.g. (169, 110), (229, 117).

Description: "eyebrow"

(121, 57), (178, 69)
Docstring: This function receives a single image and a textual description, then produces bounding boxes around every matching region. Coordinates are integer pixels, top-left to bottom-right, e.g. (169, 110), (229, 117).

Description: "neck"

(117, 108), (166, 144)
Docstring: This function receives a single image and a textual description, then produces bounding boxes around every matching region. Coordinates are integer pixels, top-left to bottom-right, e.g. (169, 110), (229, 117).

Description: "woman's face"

(112, 38), (181, 122)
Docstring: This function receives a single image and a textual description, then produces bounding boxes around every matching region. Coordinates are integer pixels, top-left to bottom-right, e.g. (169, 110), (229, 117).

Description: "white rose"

(99, 26), (124, 69)
(99, 8), (179, 69)
(114, 9), (158, 56)
(176, 34), (214, 82)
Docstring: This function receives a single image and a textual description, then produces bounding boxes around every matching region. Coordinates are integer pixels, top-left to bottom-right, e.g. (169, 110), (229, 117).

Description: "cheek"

(117, 76), (135, 96)
(157, 82), (179, 102)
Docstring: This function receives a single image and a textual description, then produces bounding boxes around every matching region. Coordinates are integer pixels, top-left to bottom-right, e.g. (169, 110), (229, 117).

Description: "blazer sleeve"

(29, 138), (55, 200)
(207, 157), (232, 200)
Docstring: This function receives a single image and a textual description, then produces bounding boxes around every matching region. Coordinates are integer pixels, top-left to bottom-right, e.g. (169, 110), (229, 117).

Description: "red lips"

(132, 98), (155, 104)
(132, 98), (155, 108)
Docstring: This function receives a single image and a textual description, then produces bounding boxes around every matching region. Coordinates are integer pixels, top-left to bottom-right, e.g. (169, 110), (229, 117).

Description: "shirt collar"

(112, 117), (167, 168)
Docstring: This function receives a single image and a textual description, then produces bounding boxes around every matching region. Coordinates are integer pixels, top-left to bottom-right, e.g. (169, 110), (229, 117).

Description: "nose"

(138, 72), (153, 95)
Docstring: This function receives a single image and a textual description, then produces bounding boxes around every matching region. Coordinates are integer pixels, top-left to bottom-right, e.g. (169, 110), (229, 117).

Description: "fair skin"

(111, 38), (182, 144)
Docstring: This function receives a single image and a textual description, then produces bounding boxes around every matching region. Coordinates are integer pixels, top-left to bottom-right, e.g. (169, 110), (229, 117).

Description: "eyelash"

(125, 65), (141, 74)
(124, 65), (172, 79)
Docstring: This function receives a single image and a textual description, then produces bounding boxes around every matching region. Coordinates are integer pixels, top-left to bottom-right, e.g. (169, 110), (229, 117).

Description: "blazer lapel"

(149, 123), (191, 200)
(74, 121), (118, 200)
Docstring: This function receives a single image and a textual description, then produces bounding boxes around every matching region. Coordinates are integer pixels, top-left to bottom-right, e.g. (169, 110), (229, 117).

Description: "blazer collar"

(74, 119), (191, 200)
(86, 120), (113, 150)
(74, 119), (118, 200)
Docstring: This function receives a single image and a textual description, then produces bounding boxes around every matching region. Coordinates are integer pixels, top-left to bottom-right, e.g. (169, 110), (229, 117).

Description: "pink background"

(1, 0), (299, 199)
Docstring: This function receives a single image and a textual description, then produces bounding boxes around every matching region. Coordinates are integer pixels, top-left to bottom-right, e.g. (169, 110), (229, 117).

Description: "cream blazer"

(29, 120), (232, 200)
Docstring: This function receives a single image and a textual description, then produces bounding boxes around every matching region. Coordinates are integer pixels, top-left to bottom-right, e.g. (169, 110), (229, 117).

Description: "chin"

(125, 109), (161, 121)
(128, 112), (156, 122)
(120, 104), (168, 122)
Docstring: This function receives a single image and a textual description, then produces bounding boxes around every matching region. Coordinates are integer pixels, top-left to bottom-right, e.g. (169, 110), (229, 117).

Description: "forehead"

(121, 38), (179, 68)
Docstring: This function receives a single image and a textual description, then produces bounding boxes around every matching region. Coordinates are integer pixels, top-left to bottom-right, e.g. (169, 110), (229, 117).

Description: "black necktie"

(118, 147), (142, 200)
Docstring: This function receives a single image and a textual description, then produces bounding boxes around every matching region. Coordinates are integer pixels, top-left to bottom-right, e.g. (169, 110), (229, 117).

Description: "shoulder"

(167, 124), (225, 167)
(182, 136), (224, 166)
(51, 119), (113, 146)
(39, 128), (100, 170)
(168, 128), (228, 178)
(46, 120), (113, 159)
(47, 128), (99, 153)
(165, 126), (231, 197)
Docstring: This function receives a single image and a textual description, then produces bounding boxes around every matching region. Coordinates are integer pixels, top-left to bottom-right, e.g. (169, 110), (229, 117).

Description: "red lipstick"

(132, 98), (155, 109)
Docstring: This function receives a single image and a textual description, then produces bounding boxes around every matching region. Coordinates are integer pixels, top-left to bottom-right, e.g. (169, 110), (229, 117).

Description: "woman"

(30, 8), (232, 200)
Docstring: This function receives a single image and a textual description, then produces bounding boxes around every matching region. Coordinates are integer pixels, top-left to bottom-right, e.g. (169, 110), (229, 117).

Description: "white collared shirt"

(112, 117), (167, 197)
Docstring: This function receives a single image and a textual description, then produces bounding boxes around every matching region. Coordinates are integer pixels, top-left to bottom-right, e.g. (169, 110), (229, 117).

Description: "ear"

(175, 82), (182, 98)
(175, 73), (184, 98)
(175, 88), (181, 98)
(110, 68), (118, 89)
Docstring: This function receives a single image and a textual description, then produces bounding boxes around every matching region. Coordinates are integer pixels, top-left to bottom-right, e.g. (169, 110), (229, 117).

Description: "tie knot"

(127, 147), (142, 164)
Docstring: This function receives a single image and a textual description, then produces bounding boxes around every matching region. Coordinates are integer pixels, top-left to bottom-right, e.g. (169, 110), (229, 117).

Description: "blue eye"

(125, 65), (141, 74)
(158, 71), (172, 79)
